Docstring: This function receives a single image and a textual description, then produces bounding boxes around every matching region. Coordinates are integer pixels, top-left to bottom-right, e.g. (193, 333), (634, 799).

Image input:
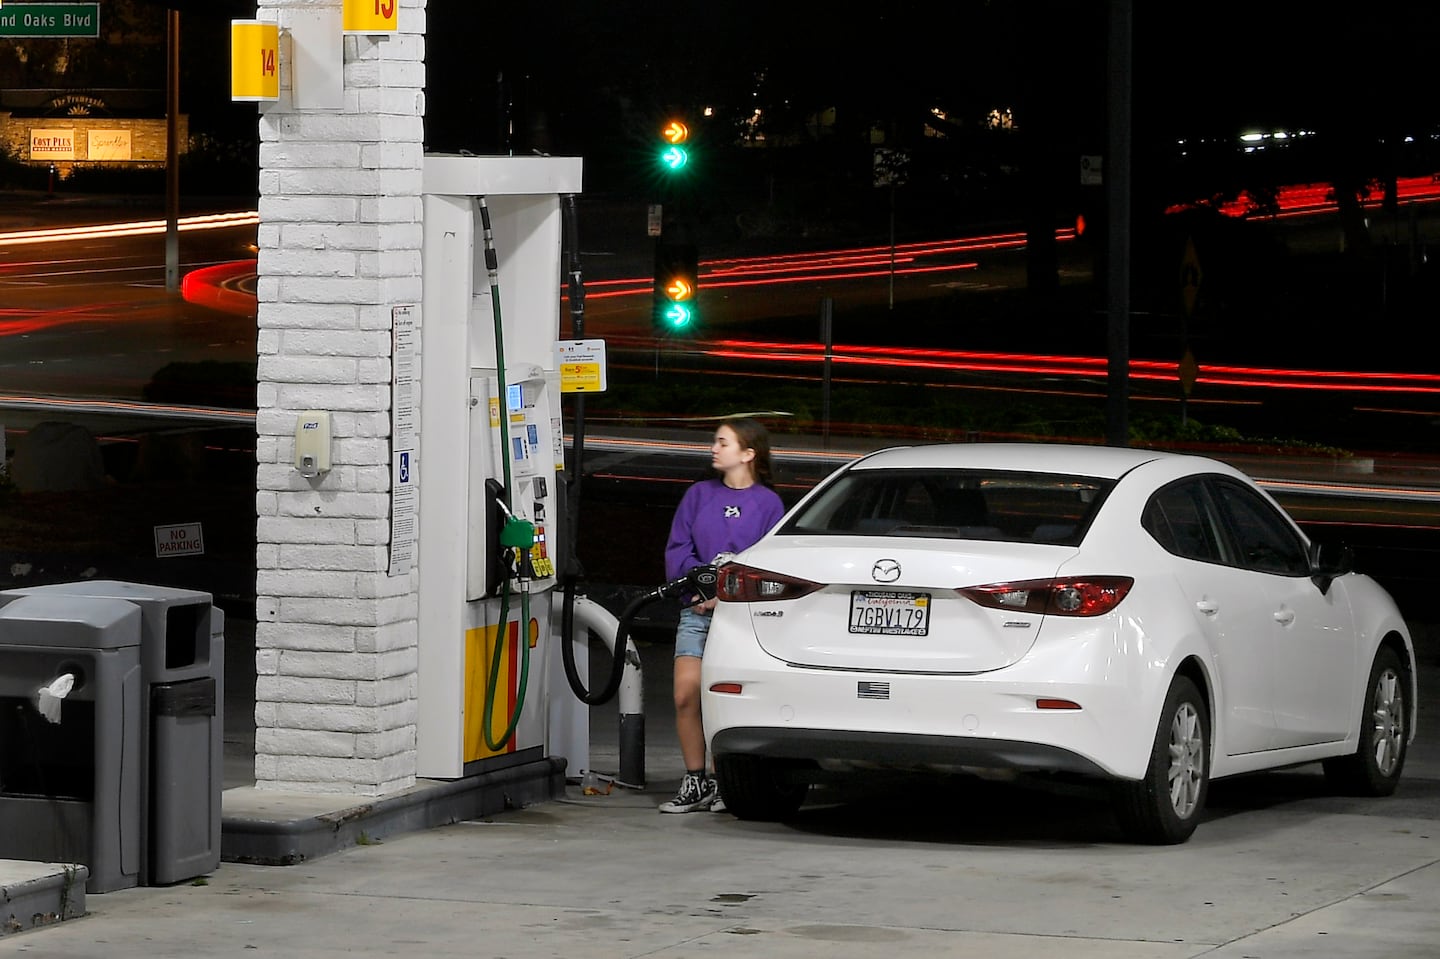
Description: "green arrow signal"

(660, 145), (689, 171)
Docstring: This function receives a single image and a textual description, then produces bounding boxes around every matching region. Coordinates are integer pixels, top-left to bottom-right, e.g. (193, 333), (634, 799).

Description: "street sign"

(0, 3), (99, 38)
(154, 523), (205, 558)
(873, 148), (910, 188)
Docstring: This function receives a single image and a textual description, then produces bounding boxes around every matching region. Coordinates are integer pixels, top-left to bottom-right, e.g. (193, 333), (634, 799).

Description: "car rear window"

(778, 469), (1112, 545)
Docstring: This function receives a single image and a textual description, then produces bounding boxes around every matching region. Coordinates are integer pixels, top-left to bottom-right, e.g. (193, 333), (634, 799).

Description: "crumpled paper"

(36, 673), (75, 724)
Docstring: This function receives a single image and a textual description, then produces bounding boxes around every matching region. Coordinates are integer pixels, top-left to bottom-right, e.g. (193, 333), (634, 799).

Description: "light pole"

(165, 8), (180, 292)
(1105, 0), (1132, 448)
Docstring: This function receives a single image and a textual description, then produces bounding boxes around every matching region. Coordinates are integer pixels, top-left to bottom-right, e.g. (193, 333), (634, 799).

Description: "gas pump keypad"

(530, 525), (555, 579)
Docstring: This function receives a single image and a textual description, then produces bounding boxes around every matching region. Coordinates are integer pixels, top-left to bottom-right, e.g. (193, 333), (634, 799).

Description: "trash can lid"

(3, 580), (213, 605)
(0, 594), (142, 649)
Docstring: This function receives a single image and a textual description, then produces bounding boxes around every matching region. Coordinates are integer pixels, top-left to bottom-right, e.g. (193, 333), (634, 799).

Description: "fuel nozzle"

(648, 563), (720, 604)
(686, 563), (720, 602)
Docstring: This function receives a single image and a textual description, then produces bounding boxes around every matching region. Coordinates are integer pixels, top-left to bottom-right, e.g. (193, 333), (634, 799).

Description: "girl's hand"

(692, 597), (718, 613)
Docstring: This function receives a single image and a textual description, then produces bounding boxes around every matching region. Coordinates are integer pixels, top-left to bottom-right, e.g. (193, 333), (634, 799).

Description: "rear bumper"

(710, 726), (1112, 778)
(700, 613), (1164, 779)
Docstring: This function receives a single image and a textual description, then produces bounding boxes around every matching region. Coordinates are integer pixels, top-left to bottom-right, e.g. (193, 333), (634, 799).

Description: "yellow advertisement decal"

(462, 617), (540, 762)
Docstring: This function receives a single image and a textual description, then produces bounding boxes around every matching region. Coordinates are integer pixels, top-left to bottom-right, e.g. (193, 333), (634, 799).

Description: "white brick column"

(253, 1), (426, 796)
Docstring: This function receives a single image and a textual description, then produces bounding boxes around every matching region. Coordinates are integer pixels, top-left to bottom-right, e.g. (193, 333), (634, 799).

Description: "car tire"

(1113, 675), (1209, 845)
(1322, 645), (1408, 796)
(714, 755), (808, 821)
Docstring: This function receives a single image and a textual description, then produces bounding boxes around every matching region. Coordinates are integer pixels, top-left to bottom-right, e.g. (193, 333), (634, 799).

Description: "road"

(8, 200), (1440, 463)
(0, 209), (258, 401)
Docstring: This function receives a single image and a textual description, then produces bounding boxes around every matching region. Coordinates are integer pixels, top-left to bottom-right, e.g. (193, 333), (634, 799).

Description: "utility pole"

(165, 9), (180, 292)
(1105, 0), (1133, 447)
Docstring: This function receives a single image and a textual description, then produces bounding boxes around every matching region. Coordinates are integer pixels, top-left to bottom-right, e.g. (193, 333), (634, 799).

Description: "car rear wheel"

(1322, 646), (1407, 796)
(714, 755), (808, 821)
(1113, 675), (1209, 845)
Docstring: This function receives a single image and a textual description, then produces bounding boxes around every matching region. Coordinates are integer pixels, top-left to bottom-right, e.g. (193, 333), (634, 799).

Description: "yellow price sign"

(343, 0), (399, 33)
(561, 363), (602, 393)
(230, 21), (280, 102)
(556, 339), (609, 394)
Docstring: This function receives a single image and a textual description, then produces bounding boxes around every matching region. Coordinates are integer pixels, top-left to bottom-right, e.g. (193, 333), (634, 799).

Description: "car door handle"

(1273, 608), (1295, 625)
(1196, 599), (1219, 615)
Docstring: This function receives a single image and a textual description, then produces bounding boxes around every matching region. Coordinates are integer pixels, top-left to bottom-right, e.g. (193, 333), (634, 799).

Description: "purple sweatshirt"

(664, 479), (786, 582)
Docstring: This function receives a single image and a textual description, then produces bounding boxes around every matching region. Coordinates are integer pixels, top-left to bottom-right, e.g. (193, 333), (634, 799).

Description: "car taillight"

(957, 576), (1133, 617)
(717, 564), (823, 603)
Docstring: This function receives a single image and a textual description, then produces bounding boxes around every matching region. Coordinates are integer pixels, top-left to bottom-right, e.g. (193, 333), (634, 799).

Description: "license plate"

(849, 591), (930, 635)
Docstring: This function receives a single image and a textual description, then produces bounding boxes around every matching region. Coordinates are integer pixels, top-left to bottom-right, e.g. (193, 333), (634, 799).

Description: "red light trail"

(1173, 174), (1440, 218)
(596, 335), (1440, 399)
(576, 230), (1055, 300)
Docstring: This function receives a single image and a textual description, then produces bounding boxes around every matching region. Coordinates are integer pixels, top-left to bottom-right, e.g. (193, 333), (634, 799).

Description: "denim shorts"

(674, 607), (712, 659)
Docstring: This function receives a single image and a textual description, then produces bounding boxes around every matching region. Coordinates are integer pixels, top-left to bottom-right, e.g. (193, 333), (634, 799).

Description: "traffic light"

(658, 119), (689, 174)
(654, 242), (698, 332)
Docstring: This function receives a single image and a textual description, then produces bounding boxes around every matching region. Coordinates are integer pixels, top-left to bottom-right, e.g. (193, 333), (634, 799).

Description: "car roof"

(848, 442), (1194, 480)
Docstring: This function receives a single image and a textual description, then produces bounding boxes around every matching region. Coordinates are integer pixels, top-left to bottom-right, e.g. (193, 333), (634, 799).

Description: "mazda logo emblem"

(872, 559), (901, 583)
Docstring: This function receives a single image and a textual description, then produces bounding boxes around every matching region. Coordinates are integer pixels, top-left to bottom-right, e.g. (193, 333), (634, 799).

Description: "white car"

(701, 443), (1416, 843)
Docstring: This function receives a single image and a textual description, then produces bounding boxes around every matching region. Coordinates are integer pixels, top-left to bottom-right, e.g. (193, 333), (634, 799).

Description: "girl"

(659, 417), (785, 813)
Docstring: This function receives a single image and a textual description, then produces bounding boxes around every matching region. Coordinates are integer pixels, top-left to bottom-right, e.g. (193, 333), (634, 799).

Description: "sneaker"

(710, 790), (728, 814)
(658, 773), (717, 813)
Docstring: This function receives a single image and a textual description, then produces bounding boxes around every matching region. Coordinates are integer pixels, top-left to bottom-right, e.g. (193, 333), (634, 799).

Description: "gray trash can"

(0, 593), (144, 893)
(0, 581), (224, 890)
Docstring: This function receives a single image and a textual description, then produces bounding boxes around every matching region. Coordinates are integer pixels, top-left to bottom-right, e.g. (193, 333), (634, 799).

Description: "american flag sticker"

(857, 681), (891, 700)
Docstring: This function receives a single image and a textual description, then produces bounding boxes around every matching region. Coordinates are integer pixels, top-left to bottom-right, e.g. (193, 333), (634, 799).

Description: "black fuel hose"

(566, 566), (720, 705)
(558, 193), (604, 701)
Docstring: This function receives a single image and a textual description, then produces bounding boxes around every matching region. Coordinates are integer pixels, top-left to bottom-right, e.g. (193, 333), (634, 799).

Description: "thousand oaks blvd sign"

(0, 3), (99, 38)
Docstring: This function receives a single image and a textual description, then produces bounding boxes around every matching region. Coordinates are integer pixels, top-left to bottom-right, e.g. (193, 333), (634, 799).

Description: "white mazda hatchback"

(701, 443), (1417, 843)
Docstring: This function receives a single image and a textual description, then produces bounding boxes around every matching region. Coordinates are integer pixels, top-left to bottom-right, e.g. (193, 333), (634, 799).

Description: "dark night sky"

(141, 0), (1440, 202)
(420, 2), (1440, 155)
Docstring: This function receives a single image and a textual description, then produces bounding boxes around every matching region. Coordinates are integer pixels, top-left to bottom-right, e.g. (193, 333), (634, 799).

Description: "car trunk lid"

(731, 535), (1074, 673)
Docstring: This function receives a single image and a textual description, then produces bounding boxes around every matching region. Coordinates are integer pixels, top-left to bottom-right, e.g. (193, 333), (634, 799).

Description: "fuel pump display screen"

(507, 383), (524, 412)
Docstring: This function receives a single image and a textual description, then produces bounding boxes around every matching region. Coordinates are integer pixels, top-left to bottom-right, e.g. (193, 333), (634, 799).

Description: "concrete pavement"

(3, 618), (1439, 956)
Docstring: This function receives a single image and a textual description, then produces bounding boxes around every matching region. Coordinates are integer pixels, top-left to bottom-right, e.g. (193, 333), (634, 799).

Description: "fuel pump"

(417, 156), (582, 780)
(417, 155), (665, 787)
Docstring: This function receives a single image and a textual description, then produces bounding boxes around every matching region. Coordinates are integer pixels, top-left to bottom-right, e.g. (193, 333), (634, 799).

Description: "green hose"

(477, 195), (530, 752)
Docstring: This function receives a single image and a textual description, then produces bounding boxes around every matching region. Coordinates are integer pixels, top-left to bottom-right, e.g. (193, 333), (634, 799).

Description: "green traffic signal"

(654, 242), (699, 334)
(662, 302), (694, 327)
(659, 119), (690, 173)
(660, 145), (689, 171)
(661, 274), (694, 327)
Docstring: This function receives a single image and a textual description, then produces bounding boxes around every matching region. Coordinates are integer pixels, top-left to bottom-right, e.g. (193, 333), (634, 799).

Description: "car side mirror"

(1309, 540), (1355, 595)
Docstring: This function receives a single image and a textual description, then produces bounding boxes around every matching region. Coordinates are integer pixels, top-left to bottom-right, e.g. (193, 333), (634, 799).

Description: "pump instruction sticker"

(389, 305), (418, 577)
(557, 339), (607, 393)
